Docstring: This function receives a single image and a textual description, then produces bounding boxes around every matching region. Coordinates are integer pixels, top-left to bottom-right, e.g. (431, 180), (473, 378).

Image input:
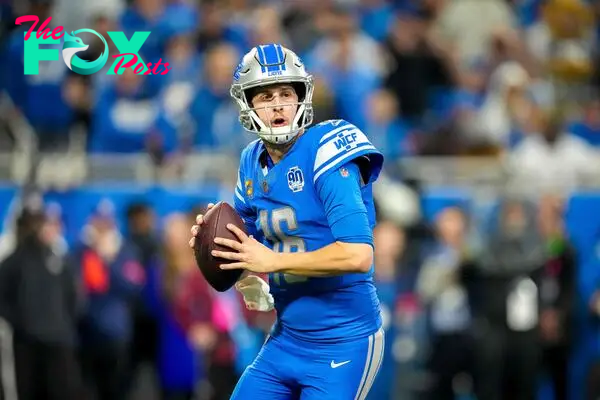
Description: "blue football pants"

(230, 328), (385, 400)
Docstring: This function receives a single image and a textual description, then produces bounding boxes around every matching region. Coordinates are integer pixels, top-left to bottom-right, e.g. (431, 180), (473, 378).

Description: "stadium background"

(1, 0), (600, 399)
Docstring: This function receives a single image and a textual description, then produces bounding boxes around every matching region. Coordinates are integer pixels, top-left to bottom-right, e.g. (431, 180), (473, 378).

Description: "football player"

(189, 43), (384, 399)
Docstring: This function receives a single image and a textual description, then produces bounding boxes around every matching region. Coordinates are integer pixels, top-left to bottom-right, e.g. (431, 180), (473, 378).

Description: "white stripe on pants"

(354, 328), (385, 400)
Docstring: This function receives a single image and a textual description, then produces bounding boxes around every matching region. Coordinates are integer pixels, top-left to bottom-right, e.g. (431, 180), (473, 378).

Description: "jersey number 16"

(259, 207), (308, 285)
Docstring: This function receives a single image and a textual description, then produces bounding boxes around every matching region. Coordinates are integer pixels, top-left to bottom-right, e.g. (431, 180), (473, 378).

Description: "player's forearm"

(274, 242), (373, 276)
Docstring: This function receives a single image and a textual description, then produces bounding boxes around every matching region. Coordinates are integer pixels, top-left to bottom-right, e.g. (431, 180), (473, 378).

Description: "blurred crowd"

(1, 0), (600, 191)
(374, 192), (587, 400)
(2, 0), (600, 400)
(0, 199), (277, 400)
(1, 187), (600, 400)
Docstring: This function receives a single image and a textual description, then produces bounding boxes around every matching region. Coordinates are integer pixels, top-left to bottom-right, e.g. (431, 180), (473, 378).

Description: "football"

(193, 201), (246, 292)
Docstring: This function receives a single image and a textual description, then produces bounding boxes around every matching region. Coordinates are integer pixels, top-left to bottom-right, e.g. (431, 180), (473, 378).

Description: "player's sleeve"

(315, 161), (373, 246)
(312, 121), (384, 187)
(233, 167), (260, 238)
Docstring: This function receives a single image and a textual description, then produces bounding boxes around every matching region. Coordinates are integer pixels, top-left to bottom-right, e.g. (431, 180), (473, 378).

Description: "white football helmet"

(230, 44), (314, 144)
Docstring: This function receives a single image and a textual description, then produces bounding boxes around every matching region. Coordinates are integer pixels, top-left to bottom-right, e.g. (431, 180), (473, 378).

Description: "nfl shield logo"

(287, 166), (304, 193)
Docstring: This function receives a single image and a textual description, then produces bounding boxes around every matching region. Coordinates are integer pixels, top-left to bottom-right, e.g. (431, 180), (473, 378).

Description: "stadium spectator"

(155, 212), (212, 400)
(478, 61), (533, 147)
(307, 3), (385, 129)
(126, 201), (160, 269)
(0, 206), (83, 400)
(169, 225), (236, 399)
(364, 89), (414, 159)
(383, 9), (456, 123)
(188, 43), (245, 152)
(78, 10), (122, 113)
(119, 0), (168, 64)
(372, 219), (405, 400)
(247, 5), (290, 48)
(159, 33), (201, 134)
(279, 0), (321, 56)
(432, 0), (516, 66)
(173, 207), (274, 400)
(359, 0), (395, 43)
(537, 194), (577, 400)
(582, 232), (600, 400)
(526, 0), (594, 85)
(417, 206), (473, 400)
(125, 202), (161, 398)
(3, 0), (75, 151)
(508, 111), (599, 196)
(467, 198), (547, 400)
(568, 98), (600, 147)
(195, 0), (248, 54)
(89, 68), (178, 154)
(75, 200), (146, 400)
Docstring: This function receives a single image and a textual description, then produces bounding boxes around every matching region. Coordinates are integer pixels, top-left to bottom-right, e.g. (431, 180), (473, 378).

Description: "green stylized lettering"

(107, 31), (150, 74)
(23, 32), (59, 75)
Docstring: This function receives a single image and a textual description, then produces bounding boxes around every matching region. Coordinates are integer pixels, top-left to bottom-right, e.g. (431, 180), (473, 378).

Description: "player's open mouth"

(271, 117), (287, 127)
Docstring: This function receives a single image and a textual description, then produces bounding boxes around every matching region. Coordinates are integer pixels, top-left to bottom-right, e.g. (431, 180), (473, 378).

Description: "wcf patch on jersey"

(287, 166), (304, 193)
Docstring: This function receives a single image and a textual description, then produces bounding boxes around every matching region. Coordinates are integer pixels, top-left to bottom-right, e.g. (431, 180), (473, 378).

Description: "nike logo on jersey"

(330, 360), (351, 368)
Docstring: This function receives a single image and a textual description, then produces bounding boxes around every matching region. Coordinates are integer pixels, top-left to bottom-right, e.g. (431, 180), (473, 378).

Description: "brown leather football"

(193, 201), (245, 292)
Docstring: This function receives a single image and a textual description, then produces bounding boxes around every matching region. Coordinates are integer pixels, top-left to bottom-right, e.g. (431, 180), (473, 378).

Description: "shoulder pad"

(311, 121), (383, 185)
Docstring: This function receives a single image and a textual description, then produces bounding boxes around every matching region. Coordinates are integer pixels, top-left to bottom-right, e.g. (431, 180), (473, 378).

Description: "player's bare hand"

(188, 203), (215, 248)
(213, 224), (279, 274)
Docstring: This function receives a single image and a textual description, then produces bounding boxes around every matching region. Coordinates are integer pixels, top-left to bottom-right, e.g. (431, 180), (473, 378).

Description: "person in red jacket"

(160, 213), (215, 400)
(173, 208), (275, 400)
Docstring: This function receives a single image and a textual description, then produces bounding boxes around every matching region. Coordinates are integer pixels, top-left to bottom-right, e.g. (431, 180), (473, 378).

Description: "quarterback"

(189, 43), (384, 399)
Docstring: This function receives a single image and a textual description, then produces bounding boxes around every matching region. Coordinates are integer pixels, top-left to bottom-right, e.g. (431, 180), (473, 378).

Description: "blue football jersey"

(233, 119), (384, 343)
